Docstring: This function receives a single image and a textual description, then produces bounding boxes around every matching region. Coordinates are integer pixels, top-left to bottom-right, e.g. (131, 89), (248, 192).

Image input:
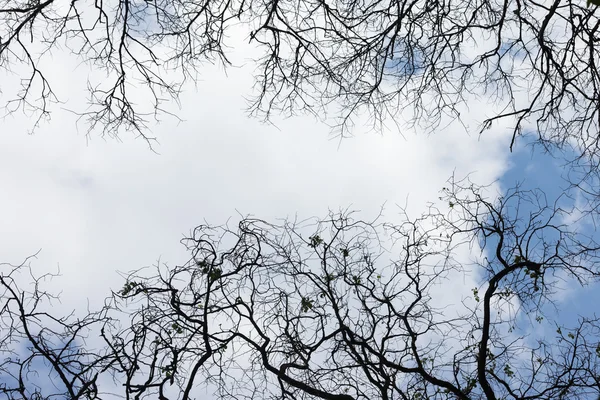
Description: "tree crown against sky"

(2, 180), (600, 399)
(0, 0), (599, 159)
(2, 1), (600, 399)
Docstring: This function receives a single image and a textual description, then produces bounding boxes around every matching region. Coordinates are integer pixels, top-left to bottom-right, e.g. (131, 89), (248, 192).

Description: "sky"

(500, 140), (600, 328)
(0, 25), (598, 398)
(0, 39), (510, 307)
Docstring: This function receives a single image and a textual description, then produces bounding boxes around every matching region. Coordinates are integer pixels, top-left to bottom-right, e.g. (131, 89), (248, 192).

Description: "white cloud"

(0, 31), (512, 341)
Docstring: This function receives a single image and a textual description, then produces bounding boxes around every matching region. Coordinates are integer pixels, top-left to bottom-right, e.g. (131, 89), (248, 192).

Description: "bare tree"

(0, 0), (598, 153)
(104, 180), (600, 399)
(0, 253), (117, 399)
(4, 180), (599, 399)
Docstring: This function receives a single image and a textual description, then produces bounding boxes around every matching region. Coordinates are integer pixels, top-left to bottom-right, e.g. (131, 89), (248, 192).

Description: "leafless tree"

(0, 0), (598, 154)
(4, 180), (600, 399)
(0, 253), (117, 399)
(104, 180), (600, 399)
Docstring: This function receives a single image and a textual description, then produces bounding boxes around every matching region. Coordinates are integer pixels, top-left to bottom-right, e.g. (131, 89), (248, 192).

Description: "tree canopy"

(1, 0), (599, 158)
(2, 181), (600, 399)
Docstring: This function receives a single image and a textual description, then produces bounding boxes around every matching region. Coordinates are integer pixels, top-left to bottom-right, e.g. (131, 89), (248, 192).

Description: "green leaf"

(309, 235), (323, 248)
(472, 288), (480, 302)
(208, 268), (222, 282)
(120, 281), (140, 296)
(301, 296), (313, 312)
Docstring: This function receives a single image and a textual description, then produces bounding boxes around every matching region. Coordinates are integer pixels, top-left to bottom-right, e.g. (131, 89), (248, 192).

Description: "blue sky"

(497, 138), (600, 331)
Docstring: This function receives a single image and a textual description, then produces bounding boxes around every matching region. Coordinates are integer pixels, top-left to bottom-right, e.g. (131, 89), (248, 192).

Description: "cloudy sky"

(0, 34), (512, 302)
(0, 24), (597, 397)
